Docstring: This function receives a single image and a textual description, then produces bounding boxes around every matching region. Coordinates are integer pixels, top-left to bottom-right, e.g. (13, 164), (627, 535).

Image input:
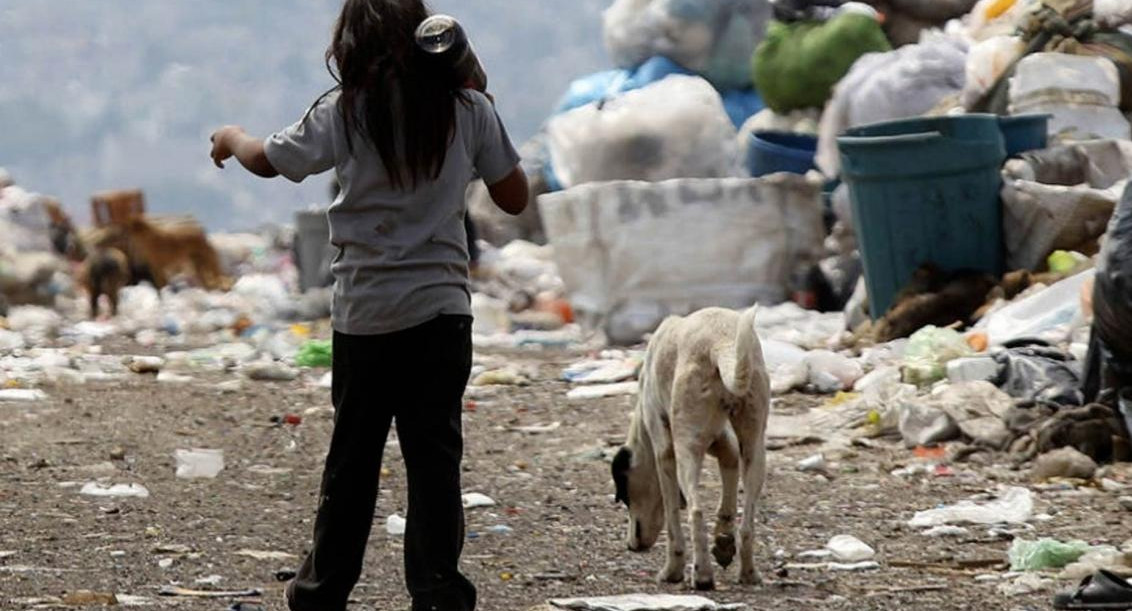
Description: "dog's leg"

(653, 438), (686, 585)
(711, 429), (740, 570)
(675, 438), (713, 591)
(732, 405), (768, 586)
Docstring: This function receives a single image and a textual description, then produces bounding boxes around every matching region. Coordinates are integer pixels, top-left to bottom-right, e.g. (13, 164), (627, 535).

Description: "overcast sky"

(0, 1), (609, 230)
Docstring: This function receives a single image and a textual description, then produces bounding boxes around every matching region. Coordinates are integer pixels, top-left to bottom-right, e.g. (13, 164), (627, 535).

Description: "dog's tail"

(716, 305), (761, 396)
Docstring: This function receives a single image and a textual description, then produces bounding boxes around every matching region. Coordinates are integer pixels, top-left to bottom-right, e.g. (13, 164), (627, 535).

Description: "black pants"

(288, 316), (476, 611)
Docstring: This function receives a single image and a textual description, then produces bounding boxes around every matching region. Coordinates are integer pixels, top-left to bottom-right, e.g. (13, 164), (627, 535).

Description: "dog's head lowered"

(611, 414), (664, 552)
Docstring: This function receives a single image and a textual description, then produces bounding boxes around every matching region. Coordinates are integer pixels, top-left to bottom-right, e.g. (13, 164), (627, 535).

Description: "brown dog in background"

(124, 216), (229, 291)
(78, 247), (130, 318)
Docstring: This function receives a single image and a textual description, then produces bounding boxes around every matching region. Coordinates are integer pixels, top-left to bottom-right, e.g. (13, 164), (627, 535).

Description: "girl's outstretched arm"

(210, 126), (279, 178)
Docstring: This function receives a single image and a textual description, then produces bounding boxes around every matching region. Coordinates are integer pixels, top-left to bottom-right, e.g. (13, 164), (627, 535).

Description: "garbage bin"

(294, 209), (334, 293)
(838, 114), (1006, 319)
(747, 131), (818, 177)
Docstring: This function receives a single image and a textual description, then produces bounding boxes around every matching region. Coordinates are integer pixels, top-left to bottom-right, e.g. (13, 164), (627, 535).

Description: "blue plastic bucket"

(838, 114), (1007, 319)
(998, 114), (1052, 157)
(748, 131), (818, 177)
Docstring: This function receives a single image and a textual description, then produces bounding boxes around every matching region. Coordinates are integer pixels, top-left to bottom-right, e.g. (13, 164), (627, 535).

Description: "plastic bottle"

(415, 15), (488, 92)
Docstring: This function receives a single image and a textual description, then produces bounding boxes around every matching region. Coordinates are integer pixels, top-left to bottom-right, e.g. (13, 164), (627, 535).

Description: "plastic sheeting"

(538, 175), (825, 344)
(546, 75), (741, 190)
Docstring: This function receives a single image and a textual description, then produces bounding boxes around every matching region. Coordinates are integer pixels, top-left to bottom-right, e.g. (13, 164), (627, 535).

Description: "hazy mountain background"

(0, 1), (610, 230)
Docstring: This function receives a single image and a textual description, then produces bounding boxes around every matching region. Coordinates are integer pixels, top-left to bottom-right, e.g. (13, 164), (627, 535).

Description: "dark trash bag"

(995, 344), (1084, 408)
(1084, 182), (1132, 404)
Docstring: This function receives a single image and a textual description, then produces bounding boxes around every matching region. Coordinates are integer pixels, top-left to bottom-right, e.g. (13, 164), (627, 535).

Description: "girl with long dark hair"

(209, 1), (528, 609)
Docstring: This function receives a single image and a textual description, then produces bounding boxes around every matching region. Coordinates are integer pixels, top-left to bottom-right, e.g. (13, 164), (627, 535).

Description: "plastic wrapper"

(603, 0), (773, 90)
(546, 75), (741, 190)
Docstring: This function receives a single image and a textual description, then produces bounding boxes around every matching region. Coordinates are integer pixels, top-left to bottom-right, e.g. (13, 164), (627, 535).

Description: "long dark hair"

(326, 0), (465, 190)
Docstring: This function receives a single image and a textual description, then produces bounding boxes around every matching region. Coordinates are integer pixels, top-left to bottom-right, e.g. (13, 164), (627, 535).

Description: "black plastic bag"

(1084, 182), (1132, 403)
(995, 344), (1084, 408)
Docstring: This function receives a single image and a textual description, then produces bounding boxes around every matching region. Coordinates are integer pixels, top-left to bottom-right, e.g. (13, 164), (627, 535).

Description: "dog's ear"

(611, 447), (632, 507)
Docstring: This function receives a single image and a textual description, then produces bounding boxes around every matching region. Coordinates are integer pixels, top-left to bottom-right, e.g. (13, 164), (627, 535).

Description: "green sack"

(753, 13), (891, 114)
(295, 340), (332, 368)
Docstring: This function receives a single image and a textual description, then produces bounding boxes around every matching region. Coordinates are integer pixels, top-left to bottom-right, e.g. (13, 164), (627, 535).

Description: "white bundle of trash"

(603, 0), (772, 90)
(547, 75), (742, 190)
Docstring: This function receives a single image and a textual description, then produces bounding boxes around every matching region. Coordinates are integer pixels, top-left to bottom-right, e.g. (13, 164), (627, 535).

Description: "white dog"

(612, 305), (770, 590)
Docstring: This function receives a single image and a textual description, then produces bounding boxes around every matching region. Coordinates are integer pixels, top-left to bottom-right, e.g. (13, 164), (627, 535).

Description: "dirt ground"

(1, 343), (1129, 611)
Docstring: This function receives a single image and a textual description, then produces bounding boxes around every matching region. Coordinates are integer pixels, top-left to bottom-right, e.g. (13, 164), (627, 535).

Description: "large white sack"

(546, 75), (741, 190)
(1009, 53), (1131, 142)
(816, 33), (968, 177)
(538, 175), (825, 344)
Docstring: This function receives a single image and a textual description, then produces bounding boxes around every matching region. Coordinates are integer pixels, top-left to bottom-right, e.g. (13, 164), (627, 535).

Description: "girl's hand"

(209, 125), (245, 168)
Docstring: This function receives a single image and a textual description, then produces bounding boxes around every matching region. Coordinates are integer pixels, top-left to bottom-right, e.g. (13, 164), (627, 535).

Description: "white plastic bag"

(961, 36), (1024, 109)
(547, 75), (741, 189)
(817, 34), (968, 177)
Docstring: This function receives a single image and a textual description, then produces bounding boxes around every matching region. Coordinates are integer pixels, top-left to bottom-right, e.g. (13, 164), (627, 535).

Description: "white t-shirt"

(265, 89), (520, 335)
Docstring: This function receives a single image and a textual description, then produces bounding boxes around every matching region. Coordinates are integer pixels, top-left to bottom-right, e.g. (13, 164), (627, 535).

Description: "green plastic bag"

(752, 13), (891, 113)
(295, 340), (332, 368)
(1009, 538), (1091, 571)
(902, 326), (974, 386)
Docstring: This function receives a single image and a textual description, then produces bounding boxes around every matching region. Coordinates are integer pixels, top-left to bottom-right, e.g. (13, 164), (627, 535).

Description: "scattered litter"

(1010, 538), (1092, 571)
(567, 382), (638, 400)
(549, 594), (748, 611)
(472, 368), (530, 387)
(921, 526), (969, 538)
(797, 454), (826, 473)
(0, 389), (46, 402)
(902, 326), (974, 386)
(826, 535), (875, 563)
(511, 422), (562, 435)
(563, 356), (642, 385)
(158, 586), (262, 598)
(909, 487), (1034, 528)
(233, 550), (297, 561)
(62, 591), (119, 606)
(242, 362), (299, 382)
(998, 572), (1054, 597)
(158, 557), (175, 569)
(174, 449), (225, 479)
(294, 340), (332, 368)
(156, 371), (194, 384)
(386, 514), (407, 536)
(79, 483), (150, 499)
(462, 493), (497, 509)
(246, 465), (292, 476)
(125, 356), (164, 374)
(0, 551), (15, 559)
